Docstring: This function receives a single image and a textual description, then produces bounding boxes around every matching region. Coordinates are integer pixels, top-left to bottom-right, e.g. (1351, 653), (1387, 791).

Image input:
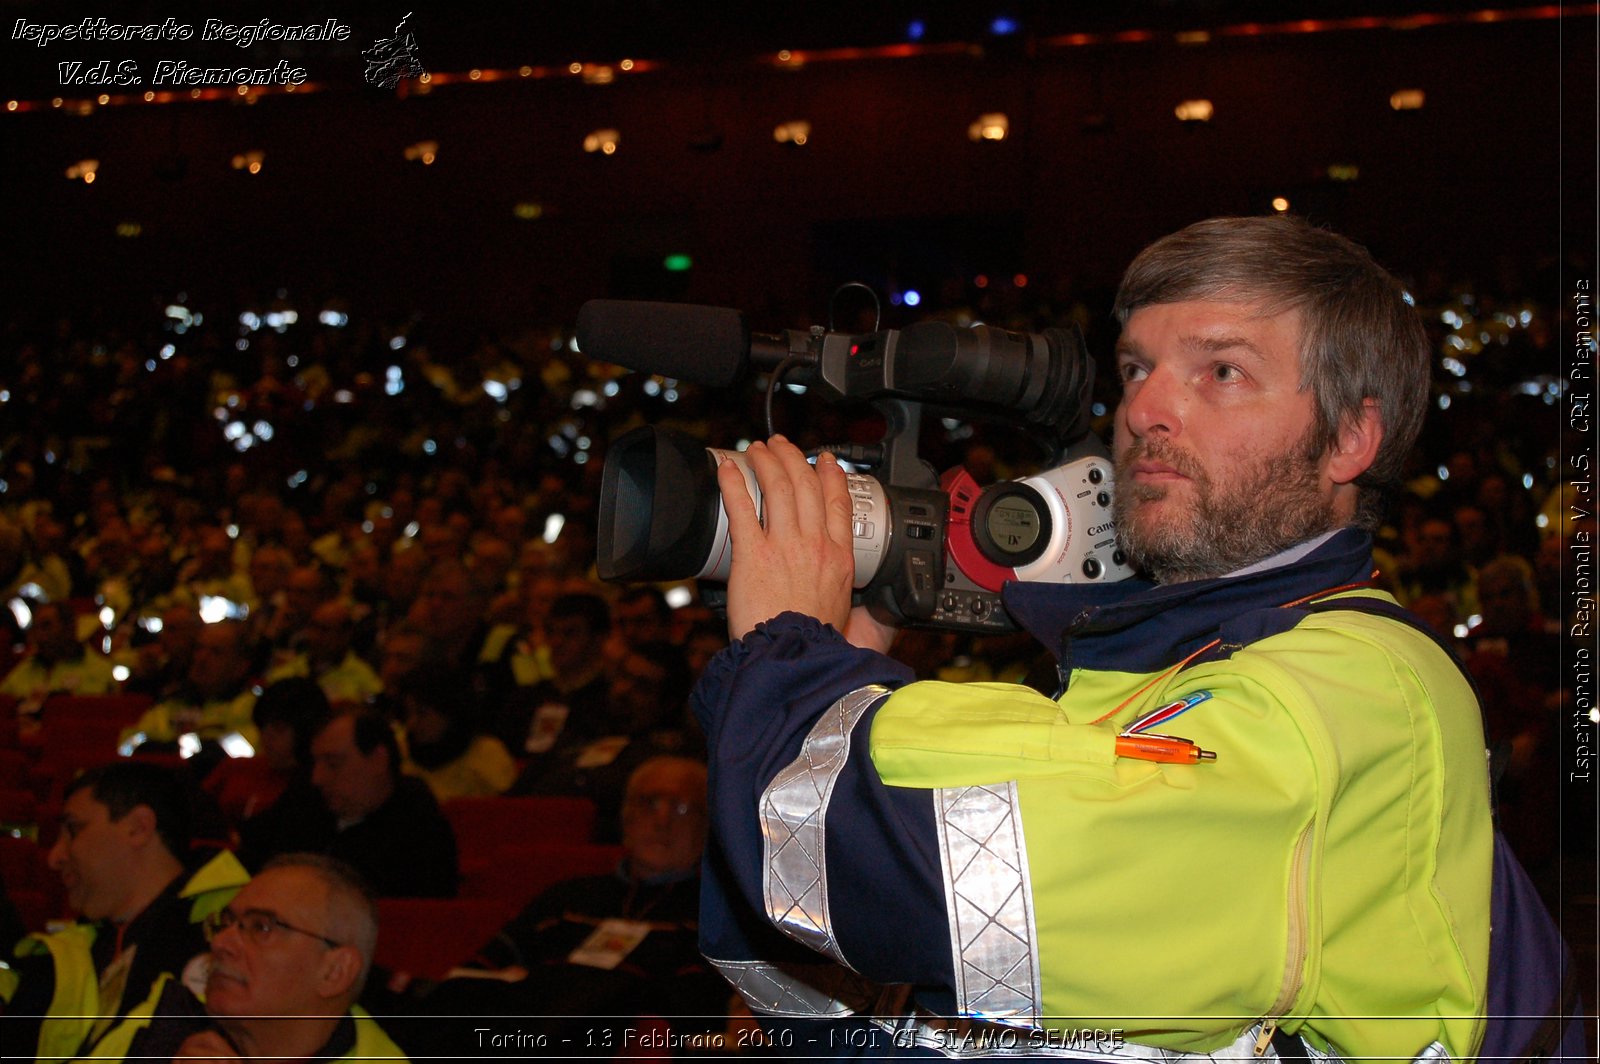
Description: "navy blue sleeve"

(691, 613), (956, 1000)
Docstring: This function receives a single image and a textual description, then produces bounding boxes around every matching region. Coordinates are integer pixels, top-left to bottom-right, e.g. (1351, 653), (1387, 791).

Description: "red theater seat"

(373, 897), (520, 981)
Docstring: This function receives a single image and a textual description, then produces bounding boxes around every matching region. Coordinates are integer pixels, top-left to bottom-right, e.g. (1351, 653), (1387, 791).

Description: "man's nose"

(46, 834), (67, 872)
(209, 920), (245, 957)
(1120, 367), (1184, 439)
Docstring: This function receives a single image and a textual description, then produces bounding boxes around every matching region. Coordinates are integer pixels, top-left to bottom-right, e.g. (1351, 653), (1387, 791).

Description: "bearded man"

(688, 216), (1496, 1061)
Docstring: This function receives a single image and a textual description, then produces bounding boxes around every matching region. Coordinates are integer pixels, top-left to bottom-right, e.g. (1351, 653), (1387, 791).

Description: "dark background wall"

(3, 2), (1592, 331)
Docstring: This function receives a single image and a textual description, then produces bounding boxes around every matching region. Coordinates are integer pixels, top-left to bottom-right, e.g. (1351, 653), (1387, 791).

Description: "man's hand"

(718, 435), (857, 641)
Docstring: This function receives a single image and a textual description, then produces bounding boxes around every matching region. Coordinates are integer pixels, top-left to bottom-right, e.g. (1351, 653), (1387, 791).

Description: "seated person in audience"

(264, 599), (382, 706)
(1395, 512), (1480, 623)
(204, 677), (331, 827)
(0, 513), (72, 605)
(122, 620), (258, 752)
(398, 673), (516, 801)
(169, 526), (254, 613)
(254, 564), (332, 665)
(1461, 555), (1563, 878)
(603, 586), (673, 665)
(490, 591), (614, 755)
(511, 641), (696, 842)
(404, 561), (493, 675)
(684, 617), (729, 682)
(406, 757), (726, 1055)
(0, 763), (249, 1061)
(241, 708), (458, 898)
(85, 854), (409, 1063)
(120, 605), (203, 700)
(1, 600), (117, 718)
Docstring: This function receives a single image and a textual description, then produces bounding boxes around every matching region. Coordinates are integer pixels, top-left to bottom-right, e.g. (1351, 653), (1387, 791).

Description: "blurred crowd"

(0, 259), (1591, 1055)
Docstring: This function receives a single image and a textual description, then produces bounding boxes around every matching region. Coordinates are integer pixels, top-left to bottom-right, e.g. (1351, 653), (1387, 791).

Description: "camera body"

(583, 300), (1134, 632)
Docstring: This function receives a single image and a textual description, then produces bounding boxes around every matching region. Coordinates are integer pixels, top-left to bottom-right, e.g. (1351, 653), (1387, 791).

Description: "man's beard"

(1112, 431), (1336, 585)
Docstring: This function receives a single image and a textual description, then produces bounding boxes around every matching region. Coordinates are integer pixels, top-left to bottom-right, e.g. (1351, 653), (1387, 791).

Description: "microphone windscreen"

(575, 301), (749, 388)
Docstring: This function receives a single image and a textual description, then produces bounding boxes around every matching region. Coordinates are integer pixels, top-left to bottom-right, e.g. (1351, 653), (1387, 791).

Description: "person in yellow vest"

(122, 620), (259, 751)
(0, 600), (118, 714)
(0, 762), (249, 1060)
(72, 854), (407, 1063)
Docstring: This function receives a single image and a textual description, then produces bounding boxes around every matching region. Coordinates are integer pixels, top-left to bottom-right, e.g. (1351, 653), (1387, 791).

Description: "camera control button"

(1082, 558), (1104, 579)
(1088, 466), (1104, 484)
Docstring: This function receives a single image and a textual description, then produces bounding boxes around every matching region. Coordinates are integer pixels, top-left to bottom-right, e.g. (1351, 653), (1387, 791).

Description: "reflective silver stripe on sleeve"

(759, 683), (889, 962)
(707, 957), (881, 1017)
(934, 782), (1042, 1026)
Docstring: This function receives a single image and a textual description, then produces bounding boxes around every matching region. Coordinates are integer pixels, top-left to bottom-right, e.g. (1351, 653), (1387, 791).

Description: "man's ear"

(121, 804), (159, 849)
(1326, 398), (1382, 486)
(316, 945), (362, 1000)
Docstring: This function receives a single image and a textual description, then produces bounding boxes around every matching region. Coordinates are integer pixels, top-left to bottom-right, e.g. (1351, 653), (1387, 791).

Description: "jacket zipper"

(1255, 821), (1314, 1056)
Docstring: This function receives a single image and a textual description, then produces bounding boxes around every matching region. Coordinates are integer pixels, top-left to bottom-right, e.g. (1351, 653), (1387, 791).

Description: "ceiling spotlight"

(968, 112), (1009, 142)
(65, 158), (99, 183)
(230, 150), (266, 174)
(773, 120), (810, 146)
(583, 129), (620, 154)
(404, 140), (439, 165)
(1389, 89), (1425, 111)
(1174, 99), (1214, 123)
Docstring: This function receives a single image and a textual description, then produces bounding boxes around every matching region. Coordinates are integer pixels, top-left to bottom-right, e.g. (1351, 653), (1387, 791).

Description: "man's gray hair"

(261, 853), (379, 992)
(1113, 215), (1430, 530)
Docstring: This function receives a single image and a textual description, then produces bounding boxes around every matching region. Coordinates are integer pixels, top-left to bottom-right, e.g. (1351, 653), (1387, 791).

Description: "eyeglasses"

(204, 907), (341, 949)
(625, 794), (703, 819)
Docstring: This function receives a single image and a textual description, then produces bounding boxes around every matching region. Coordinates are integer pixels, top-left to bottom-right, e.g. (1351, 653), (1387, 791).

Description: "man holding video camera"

(692, 216), (1495, 1060)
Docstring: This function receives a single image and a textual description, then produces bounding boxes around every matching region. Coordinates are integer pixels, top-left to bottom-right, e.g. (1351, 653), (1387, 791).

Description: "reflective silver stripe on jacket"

(707, 957), (880, 1017)
(872, 1015), (1361, 1061)
(760, 684), (889, 962)
(934, 782), (1042, 1026)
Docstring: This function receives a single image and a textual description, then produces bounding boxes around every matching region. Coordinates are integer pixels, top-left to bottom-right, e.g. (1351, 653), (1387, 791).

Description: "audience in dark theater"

(0, 62), (1589, 1050)
(395, 756), (728, 1056)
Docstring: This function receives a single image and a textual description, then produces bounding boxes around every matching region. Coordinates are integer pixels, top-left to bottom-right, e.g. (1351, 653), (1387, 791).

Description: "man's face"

(621, 764), (707, 881)
(379, 632), (427, 692)
(545, 615), (602, 680)
(1112, 300), (1340, 584)
(48, 789), (140, 920)
(302, 603), (350, 665)
(310, 715), (393, 822)
(250, 548), (293, 599)
(1477, 570), (1531, 632)
(204, 867), (342, 1018)
(284, 570), (325, 626)
(613, 598), (668, 644)
(610, 652), (670, 730)
(189, 624), (249, 698)
(1413, 519), (1455, 567)
(415, 570), (475, 638)
(30, 606), (77, 663)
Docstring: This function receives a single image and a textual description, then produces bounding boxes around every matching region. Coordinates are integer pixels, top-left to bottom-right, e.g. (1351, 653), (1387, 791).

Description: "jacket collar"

(1001, 527), (1376, 674)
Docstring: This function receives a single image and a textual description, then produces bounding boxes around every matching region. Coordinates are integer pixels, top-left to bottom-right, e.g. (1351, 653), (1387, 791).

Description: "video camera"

(578, 299), (1133, 632)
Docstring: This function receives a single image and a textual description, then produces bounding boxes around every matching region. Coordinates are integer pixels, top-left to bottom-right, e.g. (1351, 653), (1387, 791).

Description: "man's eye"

(1118, 363), (1146, 383)
(1212, 363), (1242, 382)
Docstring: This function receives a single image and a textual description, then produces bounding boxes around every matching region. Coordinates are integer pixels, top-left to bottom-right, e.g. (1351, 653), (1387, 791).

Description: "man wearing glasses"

(81, 853), (407, 1062)
(0, 763), (249, 1061)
